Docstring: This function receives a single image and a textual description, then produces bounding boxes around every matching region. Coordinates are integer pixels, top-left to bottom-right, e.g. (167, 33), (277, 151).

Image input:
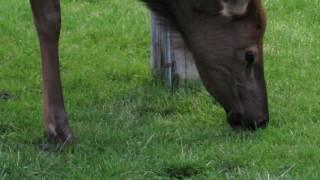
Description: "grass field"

(1, 0), (320, 179)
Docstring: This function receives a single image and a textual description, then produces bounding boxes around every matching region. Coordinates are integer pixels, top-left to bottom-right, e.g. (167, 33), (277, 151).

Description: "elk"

(29, 0), (268, 143)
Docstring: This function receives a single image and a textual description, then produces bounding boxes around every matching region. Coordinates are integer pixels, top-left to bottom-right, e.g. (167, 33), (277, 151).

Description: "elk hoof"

(45, 125), (74, 145)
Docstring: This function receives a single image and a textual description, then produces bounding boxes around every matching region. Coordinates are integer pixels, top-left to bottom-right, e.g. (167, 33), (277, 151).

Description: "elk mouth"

(227, 111), (268, 130)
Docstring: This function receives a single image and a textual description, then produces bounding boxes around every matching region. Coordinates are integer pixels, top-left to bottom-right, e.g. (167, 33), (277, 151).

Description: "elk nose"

(227, 111), (269, 130)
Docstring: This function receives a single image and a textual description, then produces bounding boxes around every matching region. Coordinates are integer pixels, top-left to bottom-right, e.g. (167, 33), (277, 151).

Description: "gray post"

(151, 13), (199, 87)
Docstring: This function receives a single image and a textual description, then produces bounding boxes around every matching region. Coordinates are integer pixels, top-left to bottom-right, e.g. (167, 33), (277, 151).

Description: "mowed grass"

(0, 0), (320, 179)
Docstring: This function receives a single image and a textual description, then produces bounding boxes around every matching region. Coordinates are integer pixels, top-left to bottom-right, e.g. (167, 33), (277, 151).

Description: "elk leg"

(30, 0), (72, 144)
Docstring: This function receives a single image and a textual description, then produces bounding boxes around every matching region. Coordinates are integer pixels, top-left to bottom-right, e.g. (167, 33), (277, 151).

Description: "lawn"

(1, 0), (320, 179)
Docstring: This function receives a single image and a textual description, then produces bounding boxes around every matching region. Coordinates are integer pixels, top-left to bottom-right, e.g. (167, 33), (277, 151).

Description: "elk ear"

(220, 0), (250, 17)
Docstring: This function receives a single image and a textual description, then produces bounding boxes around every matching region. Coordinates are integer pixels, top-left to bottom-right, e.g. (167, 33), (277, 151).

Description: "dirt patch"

(0, 92), (13, 101)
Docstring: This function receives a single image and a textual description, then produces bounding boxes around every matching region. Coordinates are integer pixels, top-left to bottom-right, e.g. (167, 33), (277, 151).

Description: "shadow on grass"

(0, 123), (17, 136)
(161, 164), (204, 179)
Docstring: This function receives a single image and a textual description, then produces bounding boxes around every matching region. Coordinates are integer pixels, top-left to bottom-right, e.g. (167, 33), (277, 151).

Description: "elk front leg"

(30, 0), (72, 143)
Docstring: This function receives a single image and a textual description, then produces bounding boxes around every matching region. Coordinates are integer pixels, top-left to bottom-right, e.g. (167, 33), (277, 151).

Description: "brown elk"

(29, 0), (268, 143)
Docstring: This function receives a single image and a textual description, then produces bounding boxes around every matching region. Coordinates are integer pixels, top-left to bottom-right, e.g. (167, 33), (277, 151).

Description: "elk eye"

(245, 51), (255, 66)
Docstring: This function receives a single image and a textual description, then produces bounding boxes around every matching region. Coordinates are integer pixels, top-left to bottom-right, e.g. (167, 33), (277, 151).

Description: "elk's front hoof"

(33, 127), (73, 152)
(46, 125), (73, 145)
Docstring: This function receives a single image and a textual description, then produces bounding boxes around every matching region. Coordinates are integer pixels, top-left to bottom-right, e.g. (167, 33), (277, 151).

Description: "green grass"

(1, 0), (320, 179)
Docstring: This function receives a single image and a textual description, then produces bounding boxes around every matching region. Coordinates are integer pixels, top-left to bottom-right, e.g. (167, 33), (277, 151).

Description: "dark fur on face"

(141, 0), (269, 129)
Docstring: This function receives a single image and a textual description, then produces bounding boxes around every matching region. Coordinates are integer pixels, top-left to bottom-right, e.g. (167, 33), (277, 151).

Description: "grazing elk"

(29, 0), (268, 143)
